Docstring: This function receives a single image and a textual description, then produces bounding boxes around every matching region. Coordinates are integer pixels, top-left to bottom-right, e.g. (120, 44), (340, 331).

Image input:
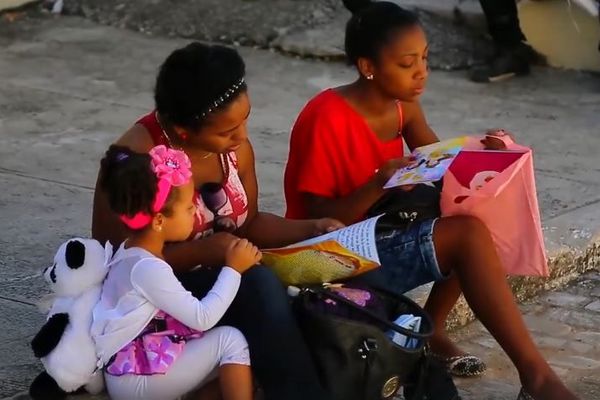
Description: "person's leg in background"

(480, 0), (525, 46)
(471, 0), (539, 82)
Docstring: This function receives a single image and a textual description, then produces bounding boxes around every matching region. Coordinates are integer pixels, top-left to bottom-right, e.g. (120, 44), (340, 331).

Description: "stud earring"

(366, 74), (374, 80)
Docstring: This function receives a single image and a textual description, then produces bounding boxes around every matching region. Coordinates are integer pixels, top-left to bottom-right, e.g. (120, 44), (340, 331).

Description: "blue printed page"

(383, 137), (467, 188)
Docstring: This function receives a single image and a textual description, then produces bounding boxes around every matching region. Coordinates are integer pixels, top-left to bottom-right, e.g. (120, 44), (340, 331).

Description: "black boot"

(469, 42), (537, 83)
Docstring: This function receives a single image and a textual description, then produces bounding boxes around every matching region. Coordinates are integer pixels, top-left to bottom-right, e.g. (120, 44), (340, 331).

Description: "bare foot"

(522, 369), (579, 400)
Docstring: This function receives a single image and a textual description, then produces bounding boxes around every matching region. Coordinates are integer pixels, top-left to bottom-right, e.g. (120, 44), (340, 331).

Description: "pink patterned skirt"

(106, 311), (203, 376)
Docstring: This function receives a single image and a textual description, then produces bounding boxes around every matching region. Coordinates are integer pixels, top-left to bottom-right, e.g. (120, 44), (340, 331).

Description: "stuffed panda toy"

(29, 238), (112, 400)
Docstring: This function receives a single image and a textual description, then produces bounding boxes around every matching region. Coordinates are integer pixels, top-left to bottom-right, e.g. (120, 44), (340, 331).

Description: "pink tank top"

(137, 112), (249, 240)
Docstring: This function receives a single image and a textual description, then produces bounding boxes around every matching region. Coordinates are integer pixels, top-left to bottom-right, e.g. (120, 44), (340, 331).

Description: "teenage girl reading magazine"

(92, 145), (260, 400)
(284, 1), (578, 399)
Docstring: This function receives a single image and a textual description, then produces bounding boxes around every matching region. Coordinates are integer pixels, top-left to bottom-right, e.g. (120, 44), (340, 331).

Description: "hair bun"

(104, 146), (135, 168)
(342, 0), (373, 14)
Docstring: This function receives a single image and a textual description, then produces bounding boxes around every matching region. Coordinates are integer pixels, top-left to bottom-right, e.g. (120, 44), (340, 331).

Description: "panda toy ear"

(104, 241), (114, 266)
(65, 240), (86, 269)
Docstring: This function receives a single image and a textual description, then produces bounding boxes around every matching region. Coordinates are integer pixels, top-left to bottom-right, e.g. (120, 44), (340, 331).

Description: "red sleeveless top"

(284, 89), (404, 221)
(137, 112), (249, 240)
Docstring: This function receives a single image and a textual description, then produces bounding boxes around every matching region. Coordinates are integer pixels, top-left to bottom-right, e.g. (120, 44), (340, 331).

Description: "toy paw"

(29, 371), (68, 400)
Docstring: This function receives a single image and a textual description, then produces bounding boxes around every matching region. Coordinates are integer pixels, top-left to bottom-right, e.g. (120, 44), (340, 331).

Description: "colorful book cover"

(261, 215), (383, 286)
(384, 137), (468, 189)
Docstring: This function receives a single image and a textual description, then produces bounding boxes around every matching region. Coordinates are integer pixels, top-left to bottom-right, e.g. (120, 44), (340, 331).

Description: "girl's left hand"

(485, 128), (516, 140)
(481, 129), (516, 150)
(312, 218), (345, 236)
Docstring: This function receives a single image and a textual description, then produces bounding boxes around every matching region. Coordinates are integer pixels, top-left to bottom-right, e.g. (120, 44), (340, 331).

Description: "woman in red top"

(92, 43), (341, 400)
(285, 1), (576, 399)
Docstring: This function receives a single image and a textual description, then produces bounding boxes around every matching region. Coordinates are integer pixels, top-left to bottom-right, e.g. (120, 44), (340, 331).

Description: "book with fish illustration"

(261, 215), (383, 286)
(384, 137), (468, 189)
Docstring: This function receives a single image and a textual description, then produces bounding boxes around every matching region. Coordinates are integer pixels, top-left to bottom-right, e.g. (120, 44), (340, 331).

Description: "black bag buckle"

(358, 338), (379, 359)
(364, 338), (378, 352)
(397, 211), (418, 221)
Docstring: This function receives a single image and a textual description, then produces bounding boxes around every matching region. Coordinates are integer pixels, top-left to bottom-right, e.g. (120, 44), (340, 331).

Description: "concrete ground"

(453, 271), (600, 400)
(0, 10), (599, 400)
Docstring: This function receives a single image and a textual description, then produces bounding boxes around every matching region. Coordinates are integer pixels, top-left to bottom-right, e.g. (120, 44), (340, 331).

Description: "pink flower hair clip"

(150, 145), (192, 186)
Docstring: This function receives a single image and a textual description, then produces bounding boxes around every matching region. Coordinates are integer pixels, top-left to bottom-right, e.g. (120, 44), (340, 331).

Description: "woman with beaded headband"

(92, 42), (341, 400)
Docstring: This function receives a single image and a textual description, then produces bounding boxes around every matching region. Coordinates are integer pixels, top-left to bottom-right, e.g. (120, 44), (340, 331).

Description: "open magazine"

(261, 215), (383, 286)
(384, 137), (468, 189)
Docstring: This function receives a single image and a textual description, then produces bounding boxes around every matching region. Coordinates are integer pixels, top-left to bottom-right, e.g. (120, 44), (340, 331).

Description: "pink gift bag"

(440, 137), (548, 276)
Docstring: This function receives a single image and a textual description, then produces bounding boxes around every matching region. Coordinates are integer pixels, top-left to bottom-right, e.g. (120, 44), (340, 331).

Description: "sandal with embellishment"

(432, 353), (487, 377)
(516, 387), (534, 400)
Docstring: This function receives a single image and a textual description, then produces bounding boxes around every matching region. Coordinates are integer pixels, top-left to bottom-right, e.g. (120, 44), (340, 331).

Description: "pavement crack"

(547, 197), (600, 220)
(536, 169), (598, 185)
(4, 81), (147, 111)
(0, 167), (93, 191)
(0, 296), (36, 307)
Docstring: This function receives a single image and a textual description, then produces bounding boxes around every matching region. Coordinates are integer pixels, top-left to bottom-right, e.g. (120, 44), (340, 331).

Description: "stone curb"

(272, 5), (490, 70)
(0, 0), (39, 13)
(410, 239), (600, 331)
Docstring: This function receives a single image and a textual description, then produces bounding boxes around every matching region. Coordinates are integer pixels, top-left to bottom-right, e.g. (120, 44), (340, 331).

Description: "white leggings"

(105, 326), (250, 400)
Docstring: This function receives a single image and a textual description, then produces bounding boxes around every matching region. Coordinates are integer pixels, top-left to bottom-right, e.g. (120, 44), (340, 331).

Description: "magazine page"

(384, 137), (467, 189)
(261, 215), (383, 285)
(289, 214), (382, 264)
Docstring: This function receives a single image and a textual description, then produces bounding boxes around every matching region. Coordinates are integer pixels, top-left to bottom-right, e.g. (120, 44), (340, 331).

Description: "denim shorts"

(351, 218), (445, 294)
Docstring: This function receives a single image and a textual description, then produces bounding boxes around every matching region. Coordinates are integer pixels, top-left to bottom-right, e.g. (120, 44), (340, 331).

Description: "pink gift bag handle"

(450, 135), (532, 203)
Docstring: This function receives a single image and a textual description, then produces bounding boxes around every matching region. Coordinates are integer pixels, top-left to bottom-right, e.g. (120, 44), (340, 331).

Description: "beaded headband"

(197, 77), (246, 119)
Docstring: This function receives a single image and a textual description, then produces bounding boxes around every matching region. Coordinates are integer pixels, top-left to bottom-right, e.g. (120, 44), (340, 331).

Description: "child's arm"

(131, 259), (240, 331)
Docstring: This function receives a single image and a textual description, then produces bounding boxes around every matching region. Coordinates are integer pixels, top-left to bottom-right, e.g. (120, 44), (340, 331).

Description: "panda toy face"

(43, 239), (111, 298)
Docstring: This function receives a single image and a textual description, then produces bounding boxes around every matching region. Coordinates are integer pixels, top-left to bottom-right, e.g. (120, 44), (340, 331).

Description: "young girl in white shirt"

(92, 144), (260, 400)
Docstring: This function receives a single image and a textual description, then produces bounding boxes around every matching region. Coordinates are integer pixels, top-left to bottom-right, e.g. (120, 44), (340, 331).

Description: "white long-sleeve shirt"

(91, 244), (240, 367)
